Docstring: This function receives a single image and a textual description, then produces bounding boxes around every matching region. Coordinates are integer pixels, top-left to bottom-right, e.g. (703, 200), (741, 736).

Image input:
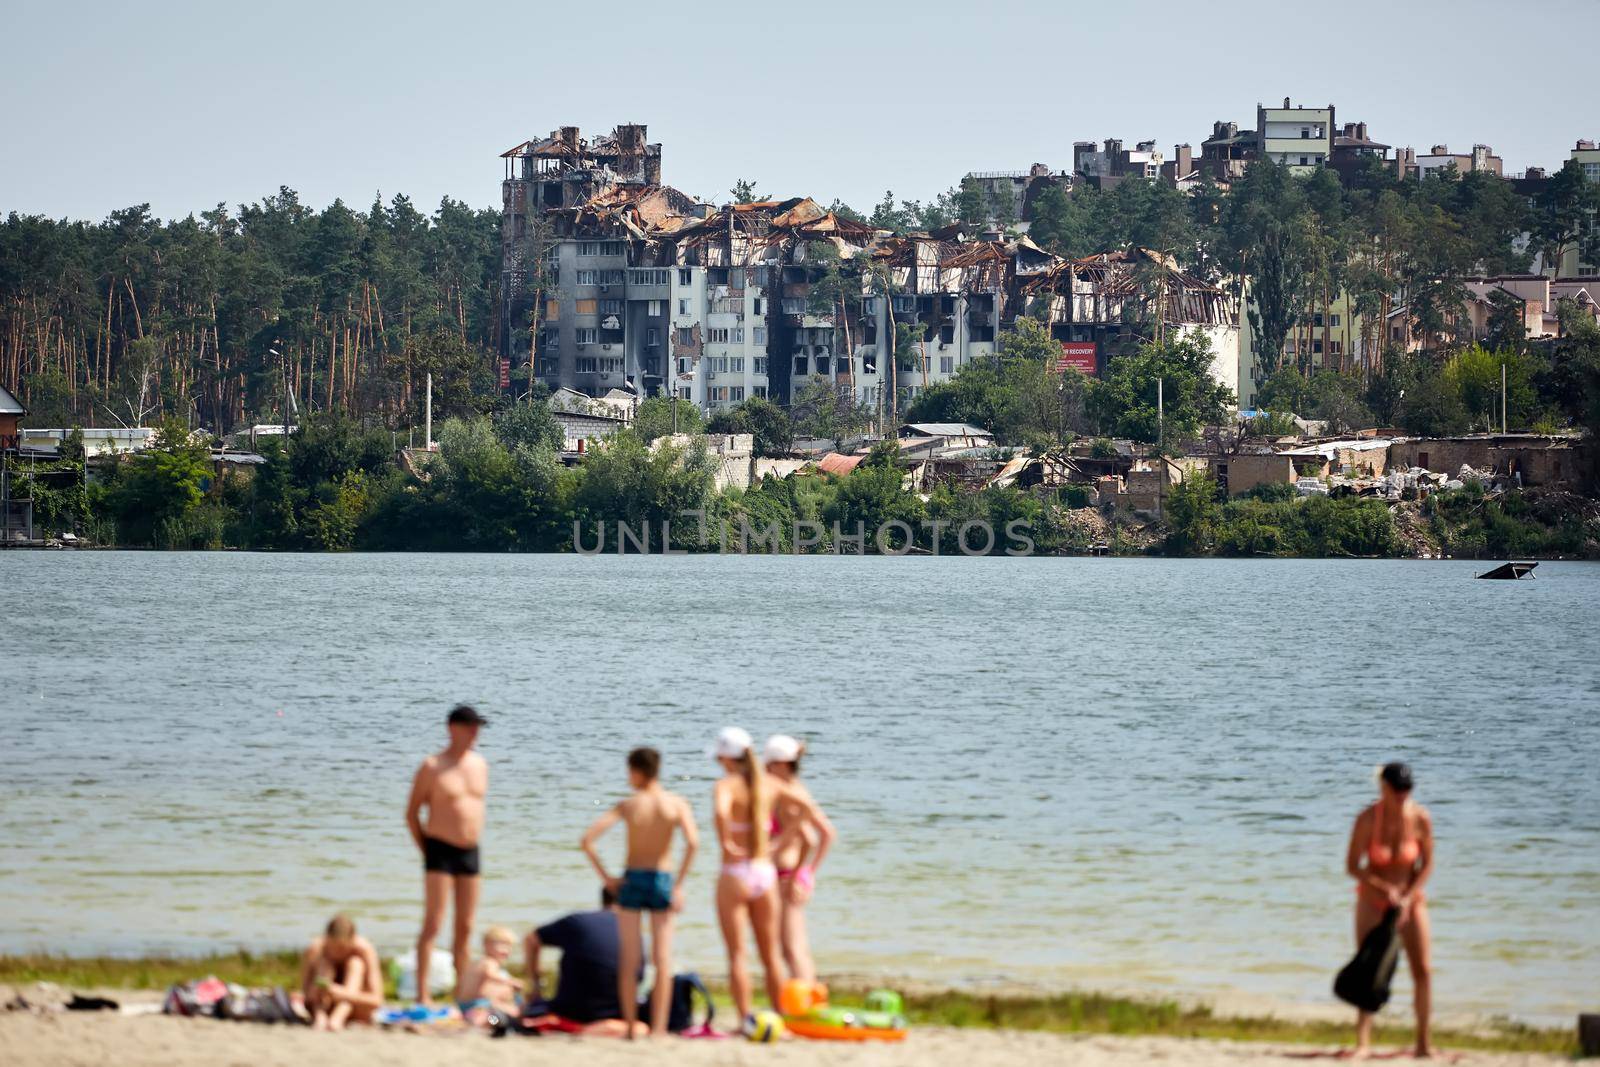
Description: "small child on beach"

(457, 926), (523, 1024)
(581, 747), (699, 1038)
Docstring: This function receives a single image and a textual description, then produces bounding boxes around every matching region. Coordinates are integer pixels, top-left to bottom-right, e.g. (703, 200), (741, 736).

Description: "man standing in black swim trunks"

(406, 704), (489, 1004)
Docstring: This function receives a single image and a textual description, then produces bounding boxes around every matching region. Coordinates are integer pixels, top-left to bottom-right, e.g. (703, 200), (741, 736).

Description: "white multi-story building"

(1257, 98), (1333, 173)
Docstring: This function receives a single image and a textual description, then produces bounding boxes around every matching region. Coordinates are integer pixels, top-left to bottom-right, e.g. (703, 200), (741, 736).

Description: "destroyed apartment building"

(497, 123), (1246, 414)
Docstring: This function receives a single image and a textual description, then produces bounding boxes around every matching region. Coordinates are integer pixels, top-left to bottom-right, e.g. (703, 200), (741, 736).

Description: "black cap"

(448, 704), (486, 727)
(1380, 762), (1414, 792)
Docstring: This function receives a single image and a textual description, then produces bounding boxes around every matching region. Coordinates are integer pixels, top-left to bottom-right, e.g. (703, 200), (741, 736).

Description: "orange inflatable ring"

(785, 1017), (907, 1042)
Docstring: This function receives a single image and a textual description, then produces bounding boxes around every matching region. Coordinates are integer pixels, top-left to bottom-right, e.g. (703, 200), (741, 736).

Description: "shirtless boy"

(299, 914), (384, 1030)
(406, 704), (489, 1004)
(580, 747), (698, 1038)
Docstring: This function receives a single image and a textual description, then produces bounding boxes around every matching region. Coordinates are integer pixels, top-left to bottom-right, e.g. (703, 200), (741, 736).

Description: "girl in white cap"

(709, 726), (828, 1029)
(764, 734), (836, 985)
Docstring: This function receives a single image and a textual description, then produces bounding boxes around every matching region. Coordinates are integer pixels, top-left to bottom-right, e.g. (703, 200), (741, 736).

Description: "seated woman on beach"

(1345, 762), (1434, 1059)
(710, 726), (831, 1033)
(299, 914), (385, 1031)
(764, 734), (837, 984)
(457, 926), (523, 1025)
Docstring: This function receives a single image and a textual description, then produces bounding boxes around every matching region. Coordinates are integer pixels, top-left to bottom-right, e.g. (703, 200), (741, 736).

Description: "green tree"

(707, 396), (793, 456)
(1163, 472), (1223, 555)
(790, 375), (872, 448)
(730, 179), (764, 205)
(633, 395), (703, 442)
(1088, 334), (1235, 444)
(100, 418), (212, 546)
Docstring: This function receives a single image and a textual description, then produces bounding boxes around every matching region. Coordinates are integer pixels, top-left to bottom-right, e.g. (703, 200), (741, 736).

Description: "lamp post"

(268, 345), (290, 449)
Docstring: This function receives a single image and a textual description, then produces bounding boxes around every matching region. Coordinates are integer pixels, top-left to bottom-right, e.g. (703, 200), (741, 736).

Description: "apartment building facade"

(1257, 99), (1334, 173)
(498, 125), (698, 398)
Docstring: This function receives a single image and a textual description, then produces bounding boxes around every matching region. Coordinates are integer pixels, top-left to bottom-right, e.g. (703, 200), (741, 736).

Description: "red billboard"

(1056, 342), (1097, 375)
(499, 358), (511, 388)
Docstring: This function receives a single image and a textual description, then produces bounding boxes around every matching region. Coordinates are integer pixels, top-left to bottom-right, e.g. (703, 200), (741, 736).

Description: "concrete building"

(962, 164), (1071, 225)
(1020, 249), (1240, 393)
(1258, 98), (1334, 173)
(662, 198), (876, 409)
(0, 383), (22, 451)
(1405, 143), (1504, 180)
(1074, 139), (1164, 187)
(1328, 122), (1390, 183)
(497, 124), (699, 398)
(1200, 121), (1259, 181)
(1559, 139), (1600, 278)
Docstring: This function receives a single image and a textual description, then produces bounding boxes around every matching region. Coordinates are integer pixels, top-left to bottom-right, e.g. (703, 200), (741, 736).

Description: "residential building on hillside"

(1560, 139), (1600, 277)
(962, 164), (1072, 225)
(1328, 122), (1390, 183)
(663, 198), (876, 408)
(1019, 250), (1242, 400)
(1074, 139), (1164, 187)
(1258, 99), (1334, 173)
(1237, 289), (1375, 409)
(1200, 121), (1259, 181)
(1401, 143), (1504, 180)
(497, 124), (701, 397)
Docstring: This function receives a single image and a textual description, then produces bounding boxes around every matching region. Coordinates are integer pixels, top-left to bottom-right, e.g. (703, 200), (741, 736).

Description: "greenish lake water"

(1, 553), (1595, 1023)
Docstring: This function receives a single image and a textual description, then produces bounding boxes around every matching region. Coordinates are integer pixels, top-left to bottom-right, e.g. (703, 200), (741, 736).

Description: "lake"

(1, 552), (1596, 1023)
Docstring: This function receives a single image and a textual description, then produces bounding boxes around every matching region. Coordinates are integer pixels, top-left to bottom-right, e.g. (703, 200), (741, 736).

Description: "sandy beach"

(0, 1007), (1571, 1067)
(1, 987), (1571, 1067)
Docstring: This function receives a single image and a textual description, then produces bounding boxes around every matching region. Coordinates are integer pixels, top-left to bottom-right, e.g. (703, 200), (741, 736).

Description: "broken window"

(575, 299), (598, 315)
(794, 356), (807, 375)
(575, 328), (598, 345)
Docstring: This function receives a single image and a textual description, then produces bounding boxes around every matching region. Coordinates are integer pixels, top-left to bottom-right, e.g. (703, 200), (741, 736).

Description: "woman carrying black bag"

(1343, 762), (1435, 1059)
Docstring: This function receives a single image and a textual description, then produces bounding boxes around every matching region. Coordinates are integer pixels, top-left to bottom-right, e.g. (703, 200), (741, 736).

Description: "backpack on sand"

(641, 972), (714, 1033)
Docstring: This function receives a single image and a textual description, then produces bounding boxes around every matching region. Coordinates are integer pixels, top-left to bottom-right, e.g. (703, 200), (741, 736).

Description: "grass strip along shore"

(0, 952), (1575, 1055)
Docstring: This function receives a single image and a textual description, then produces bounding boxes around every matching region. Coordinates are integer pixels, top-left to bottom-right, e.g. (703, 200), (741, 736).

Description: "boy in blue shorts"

(581, 747), (699, 1038)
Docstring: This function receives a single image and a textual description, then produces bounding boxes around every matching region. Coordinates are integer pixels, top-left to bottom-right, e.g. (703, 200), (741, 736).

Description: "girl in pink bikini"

(710, 726), (827, 1031)
(1344, 761), (1435, 1058)
(764, 734), (837, 984)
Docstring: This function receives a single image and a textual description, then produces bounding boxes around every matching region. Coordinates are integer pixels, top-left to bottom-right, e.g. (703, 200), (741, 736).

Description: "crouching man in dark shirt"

(521, 888), (648, 1037)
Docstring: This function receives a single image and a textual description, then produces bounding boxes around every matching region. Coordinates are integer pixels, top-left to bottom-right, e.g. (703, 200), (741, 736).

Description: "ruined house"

(497, 125), (1247, 416)
(1018, 249), (1241, 396)
(498, 125), (697, 396)
(659, 198), (875, 407)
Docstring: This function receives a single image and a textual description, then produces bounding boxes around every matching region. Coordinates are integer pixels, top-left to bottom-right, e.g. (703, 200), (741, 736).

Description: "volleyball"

(747, 1010), (785, 1042)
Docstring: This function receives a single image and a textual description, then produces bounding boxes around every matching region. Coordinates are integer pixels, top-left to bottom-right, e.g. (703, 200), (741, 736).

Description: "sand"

(0, 1005), (1568, 1067)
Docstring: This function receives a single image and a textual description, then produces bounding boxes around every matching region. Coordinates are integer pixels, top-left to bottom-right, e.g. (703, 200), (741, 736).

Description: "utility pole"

(1157, 376), (1165, 454)
(270, 344), (290, 453)
(1491, 363), (1504, 435)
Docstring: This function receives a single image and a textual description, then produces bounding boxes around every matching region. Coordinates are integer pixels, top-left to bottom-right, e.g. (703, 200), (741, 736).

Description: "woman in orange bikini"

(1344, 762), (1434, 1058)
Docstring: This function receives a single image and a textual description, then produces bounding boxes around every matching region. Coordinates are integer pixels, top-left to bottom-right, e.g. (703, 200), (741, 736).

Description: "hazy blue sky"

(4, 0), (1596, 223)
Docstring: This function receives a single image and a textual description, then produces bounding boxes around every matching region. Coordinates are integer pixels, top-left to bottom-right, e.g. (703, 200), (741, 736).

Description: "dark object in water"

(1334, 907), (1402, 1013)
(1475, 561), (1537, 580)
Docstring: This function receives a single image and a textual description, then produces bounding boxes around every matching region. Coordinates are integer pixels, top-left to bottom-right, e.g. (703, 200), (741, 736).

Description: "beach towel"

(1334, 908), (1402, 1012)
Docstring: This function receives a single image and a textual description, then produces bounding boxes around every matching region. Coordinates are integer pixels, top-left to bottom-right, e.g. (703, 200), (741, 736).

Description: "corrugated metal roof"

(0, 383), (25, 415)
(816, 453), (866, 475)
(900, 422), (992, 438)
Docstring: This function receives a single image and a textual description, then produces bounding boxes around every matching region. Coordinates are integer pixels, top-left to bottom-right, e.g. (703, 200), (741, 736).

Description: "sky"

(3, 0), (1597, 224)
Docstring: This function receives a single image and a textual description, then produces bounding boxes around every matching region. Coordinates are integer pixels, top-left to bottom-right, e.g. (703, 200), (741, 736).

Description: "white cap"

(710, 726), (753, 760)
(763, 734), (802, 764)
